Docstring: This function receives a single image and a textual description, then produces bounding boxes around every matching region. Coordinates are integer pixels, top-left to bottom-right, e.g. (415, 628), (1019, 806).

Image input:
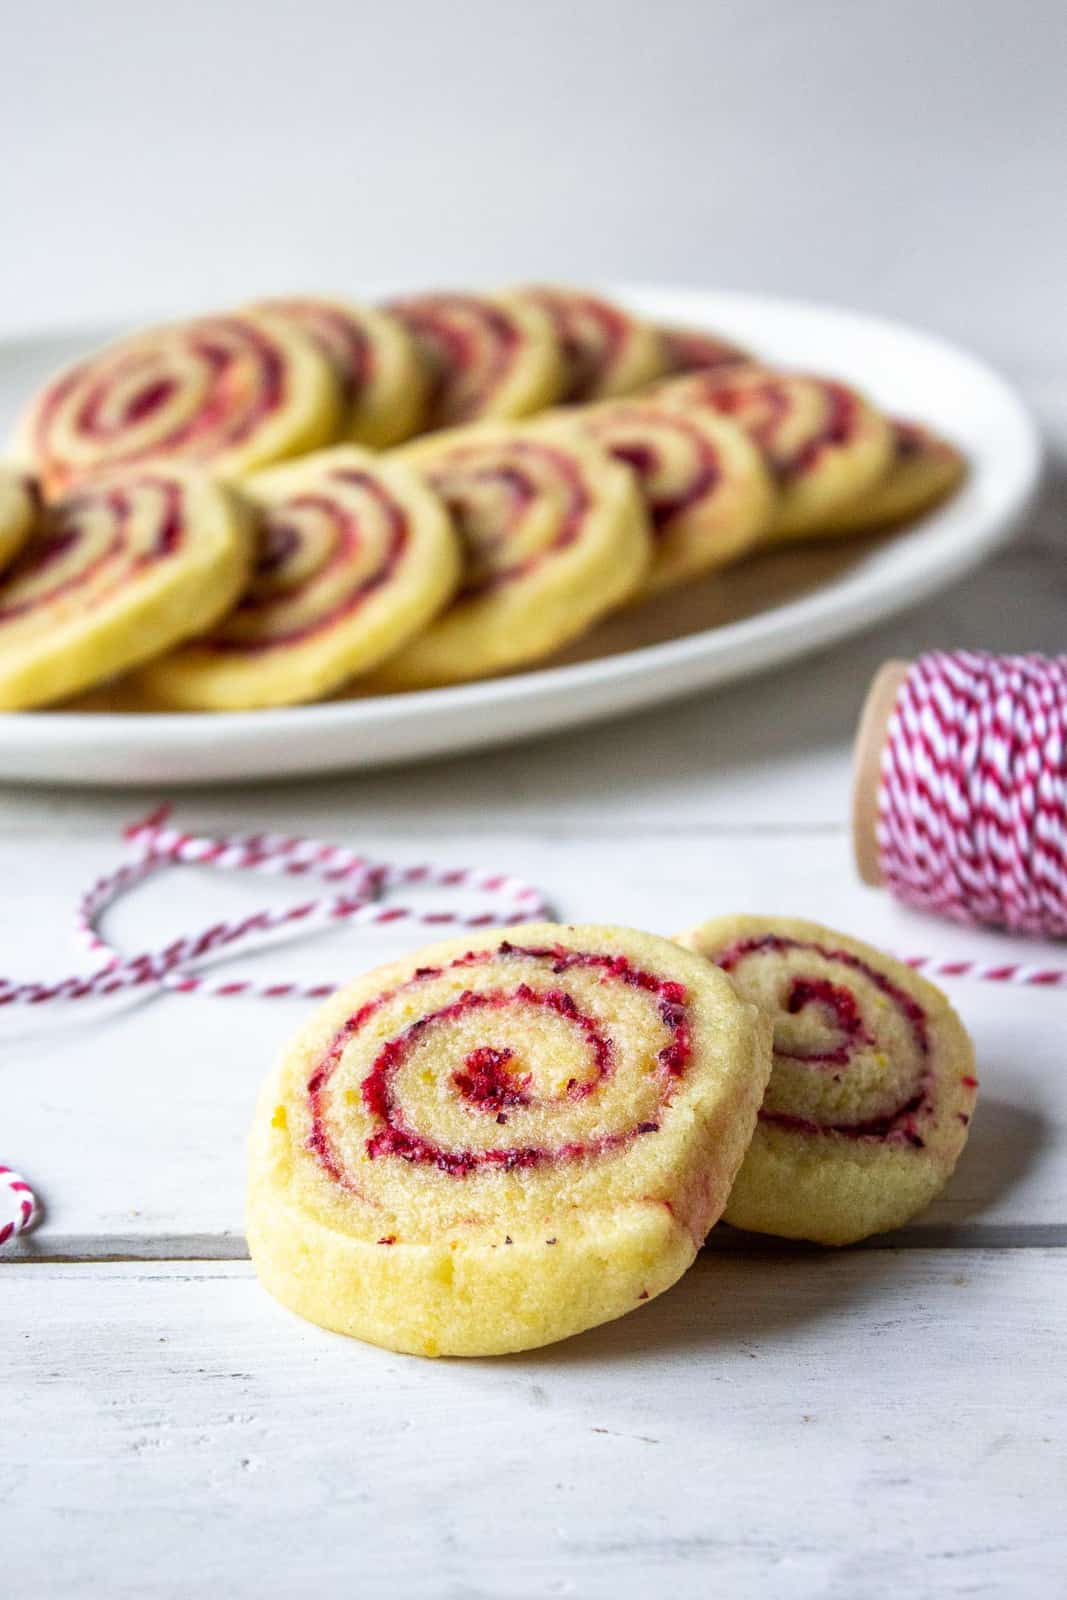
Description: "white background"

(1, 0), (1064, 370)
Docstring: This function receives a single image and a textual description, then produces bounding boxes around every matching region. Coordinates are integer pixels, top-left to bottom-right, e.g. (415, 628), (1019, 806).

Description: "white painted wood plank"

(3, 830), (1064, 1250)
(1, 1254), (1063, 1599)
(0, 542), (1061, 834)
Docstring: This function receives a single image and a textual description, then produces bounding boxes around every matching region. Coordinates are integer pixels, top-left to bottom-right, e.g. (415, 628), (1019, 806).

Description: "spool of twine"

(852, 651), (1067, 937)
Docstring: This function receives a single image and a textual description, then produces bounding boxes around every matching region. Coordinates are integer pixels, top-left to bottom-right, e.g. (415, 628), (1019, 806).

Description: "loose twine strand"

(7, 698), (1067, 1252)
(1, 805), (553, 1245)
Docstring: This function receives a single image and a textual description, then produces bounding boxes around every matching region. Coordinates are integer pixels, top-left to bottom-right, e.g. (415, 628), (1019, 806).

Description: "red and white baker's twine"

(880, 651), (1067, 984)
(0, 807), (552, 1243)
(0, 805), (551, 1008)
(6, 677), (1067, 1254)
(0, 1166), (37, 1246)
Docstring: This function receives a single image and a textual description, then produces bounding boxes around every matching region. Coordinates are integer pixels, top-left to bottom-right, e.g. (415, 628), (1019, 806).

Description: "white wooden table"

(3, 375), (1064, 1599)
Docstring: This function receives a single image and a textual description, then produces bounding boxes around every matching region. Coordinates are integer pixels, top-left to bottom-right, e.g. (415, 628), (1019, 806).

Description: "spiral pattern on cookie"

(138, 447), (459, 709)
(422, 434), (590, 594)
(655, 365), (893, 539)
(514, 287), (666, 402)
(560, 399), (774, 594)
(306, 939), (699, 1189)
(384, 292), (563, 429)
(0, 467), (251, 709)
(251, 297), (425, 447)
(17, 312), (342, 493)
(659, 325), (749, 377)
(0, 468), (40, 572)
(213, 468), (411, 648)
(246, 923), (772, 1354)
(675, 915), (976, 1244)
(822, 418), (966, 533)
(1, 476), (181, 621)
(717, 933), (939, 1144)
(370, 425), (651, 687)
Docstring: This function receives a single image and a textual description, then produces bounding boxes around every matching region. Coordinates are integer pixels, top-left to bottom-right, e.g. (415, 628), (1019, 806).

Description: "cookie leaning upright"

(819, 419), (967, 533)
(249, 297), (427, 448)
(367, 422), (652, 687)
(383, 291), (564, 430)
(137, 446), (460, 710)
(511, 286), (667, 401)
(247, 923), (772, 1356)
(653, 365), (893, 541)
(0, 466), (253, 709)
(13, 310), (343, 494)
(540, 396), (775, 596)
(658, 325), (750, 377)
(675, 914), (977, 1245)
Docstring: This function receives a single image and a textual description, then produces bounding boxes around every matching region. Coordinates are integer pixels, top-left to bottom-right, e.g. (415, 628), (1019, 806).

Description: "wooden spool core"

(851, 660), (911, 887)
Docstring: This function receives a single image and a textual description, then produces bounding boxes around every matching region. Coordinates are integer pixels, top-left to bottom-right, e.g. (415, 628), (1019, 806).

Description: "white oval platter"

(0, 286), (1042, 785)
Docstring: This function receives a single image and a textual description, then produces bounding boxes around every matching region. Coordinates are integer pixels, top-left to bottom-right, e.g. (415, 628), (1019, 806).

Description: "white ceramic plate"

(0, 287), (1042, 786)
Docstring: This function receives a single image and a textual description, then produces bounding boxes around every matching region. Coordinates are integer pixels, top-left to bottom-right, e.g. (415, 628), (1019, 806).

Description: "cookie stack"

(0, 288), (966, 711)
(247, 913), (977, 1356)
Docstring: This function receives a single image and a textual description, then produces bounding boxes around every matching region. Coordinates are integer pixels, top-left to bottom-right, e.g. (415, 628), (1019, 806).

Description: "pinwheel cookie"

(251, 297), (426, 447)
(544, 398), (774, 596)
(513, 286), (666, 402)
(368, 424), (651, 688)
(820, 419), (966, 533)
(0, 468), (39, 571)
(15, 311), (342, 494)
(654, 366), (893, 541)
(384, 292), (563, 430)
(0, 467), (252, 710)
(659, 326), (750, 376)
(675, 915), (977, 1245)
(247, 922), (772, 1355)
(139, 447), (460, 710)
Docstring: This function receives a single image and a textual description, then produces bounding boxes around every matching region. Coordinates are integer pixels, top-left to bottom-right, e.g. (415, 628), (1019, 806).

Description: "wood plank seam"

(6, 1224), (1067, 1264)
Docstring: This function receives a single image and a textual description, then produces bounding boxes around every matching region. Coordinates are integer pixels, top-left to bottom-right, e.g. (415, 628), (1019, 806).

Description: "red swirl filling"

(661, 327), (747, 376)
(717, 935), (931, 1145)
(202, 470), (408, 653)
(34, 317), (286, 484)
(890, 419), (953, 464)
(305, 941), (692, 1184)
(386, 295), (519, 428)
(453, 1046), (531, 1112)
(430, 440), (590, 596)
(259, 300), (373, 408)
(0, 477), (184, 624)
(595, 412), (721, 537)
(780, 977), (874, 1066)
(527, 290), (628, 401)
(697, 374), (858, 482)
(893, 420), (926, 460)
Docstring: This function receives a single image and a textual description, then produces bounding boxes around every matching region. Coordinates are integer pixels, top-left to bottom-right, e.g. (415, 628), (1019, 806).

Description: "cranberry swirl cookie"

(512, 287), (666, 402)
(139, 447), (460, 710)
(15, 312), (342, 494)
(368, 424), (651, 688)
(0, 469), (40, 572)
(659, 326), (750, 377)
(821, 419), (966, 534)
(654, 366), (893, 541)
(675, 915), (977, 1245)
(250, 297), (426, 447)
(543, 397), (774, 596)
(0, 467), (252, 709)
(247, 923), (772, 1355)
(384, 292), (563, 431)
